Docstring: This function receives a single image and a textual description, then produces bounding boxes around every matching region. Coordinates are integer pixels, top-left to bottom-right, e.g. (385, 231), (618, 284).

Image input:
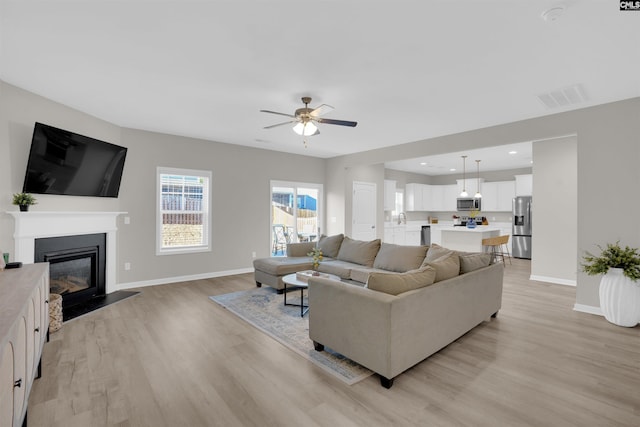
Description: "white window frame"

(156, 167), (212, 255)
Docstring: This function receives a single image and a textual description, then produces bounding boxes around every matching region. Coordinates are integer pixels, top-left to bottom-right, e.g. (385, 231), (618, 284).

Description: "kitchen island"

(440, 226), (501, 252)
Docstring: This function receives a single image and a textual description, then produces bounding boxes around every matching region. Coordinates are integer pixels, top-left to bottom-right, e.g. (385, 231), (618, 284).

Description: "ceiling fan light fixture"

(293, 121), (317, 136)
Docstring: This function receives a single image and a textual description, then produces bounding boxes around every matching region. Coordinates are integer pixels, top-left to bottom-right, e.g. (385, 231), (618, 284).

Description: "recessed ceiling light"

(509, 151), (517, 155)
(420, 162), (427, 166)
(450, 168), (456, 172)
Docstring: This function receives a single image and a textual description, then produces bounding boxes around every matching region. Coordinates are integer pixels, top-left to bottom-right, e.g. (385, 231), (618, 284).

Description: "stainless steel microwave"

(457, 197), (481, 211)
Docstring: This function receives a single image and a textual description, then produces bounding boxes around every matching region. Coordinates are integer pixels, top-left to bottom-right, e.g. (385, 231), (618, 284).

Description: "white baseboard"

(573, 303), (603, 316)
(529, 275), (576, 287)
(116, 267), (254, 291)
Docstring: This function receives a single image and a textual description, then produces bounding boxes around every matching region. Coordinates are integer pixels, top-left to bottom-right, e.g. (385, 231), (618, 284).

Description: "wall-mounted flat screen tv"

(23, 122), (127, 198)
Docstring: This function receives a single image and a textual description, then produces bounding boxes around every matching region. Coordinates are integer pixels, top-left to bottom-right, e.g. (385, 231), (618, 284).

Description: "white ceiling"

(1, 1), (639, 162)
(385, 141), (533, 176)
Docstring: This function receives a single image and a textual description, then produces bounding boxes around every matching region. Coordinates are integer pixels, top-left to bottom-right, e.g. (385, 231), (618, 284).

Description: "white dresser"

(0, 263), (50, 427)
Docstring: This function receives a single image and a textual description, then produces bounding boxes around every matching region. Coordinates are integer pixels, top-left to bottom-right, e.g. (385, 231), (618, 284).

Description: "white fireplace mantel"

(7, 211), (126, 294)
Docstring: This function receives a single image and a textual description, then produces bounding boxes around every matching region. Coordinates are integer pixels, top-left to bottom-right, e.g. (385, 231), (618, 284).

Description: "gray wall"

(0, 82), (121, 251)
(0, 81), (325, 286)
(326, 97), (640, 310)
(531, 136), (577, 285)
(116, 128), (324, 285)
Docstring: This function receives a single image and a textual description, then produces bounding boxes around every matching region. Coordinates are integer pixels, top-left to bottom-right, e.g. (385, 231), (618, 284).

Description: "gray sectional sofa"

(252, 234), (504, 388)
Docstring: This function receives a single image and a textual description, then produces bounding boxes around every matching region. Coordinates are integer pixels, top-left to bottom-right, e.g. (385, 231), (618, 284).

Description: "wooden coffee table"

(282, 272), (339, 317)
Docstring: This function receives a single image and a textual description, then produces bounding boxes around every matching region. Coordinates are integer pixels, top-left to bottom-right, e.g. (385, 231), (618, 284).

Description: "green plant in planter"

(307, 247), (323, 271)
(581, 241), (640, 281)
(12, 193), (37, 210)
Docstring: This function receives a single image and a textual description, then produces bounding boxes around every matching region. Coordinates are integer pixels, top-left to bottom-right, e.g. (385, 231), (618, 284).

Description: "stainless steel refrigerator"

(512, 196), (532, 259)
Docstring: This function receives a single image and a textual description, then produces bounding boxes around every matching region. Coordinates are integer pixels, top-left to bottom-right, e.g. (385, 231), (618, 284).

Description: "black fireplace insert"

(35, 233), (106, 309)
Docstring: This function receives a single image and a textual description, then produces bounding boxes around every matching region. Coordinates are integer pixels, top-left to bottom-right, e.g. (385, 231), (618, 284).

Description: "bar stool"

(482, 235), (512, 266)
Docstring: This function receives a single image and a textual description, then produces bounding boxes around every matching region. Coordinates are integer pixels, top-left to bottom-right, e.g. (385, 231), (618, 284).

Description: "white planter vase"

(599, 268), (640, 327)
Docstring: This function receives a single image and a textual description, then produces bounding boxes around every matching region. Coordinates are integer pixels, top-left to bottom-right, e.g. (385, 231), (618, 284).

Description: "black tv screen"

(23, 122), (127, 198)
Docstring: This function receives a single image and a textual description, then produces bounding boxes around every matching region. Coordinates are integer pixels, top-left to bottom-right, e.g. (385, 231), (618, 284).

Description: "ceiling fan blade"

(310, 104), (334, 117)
(264, 120), (297, 129)
(316, 117), (358, 127)
(260, 109), (296, 118)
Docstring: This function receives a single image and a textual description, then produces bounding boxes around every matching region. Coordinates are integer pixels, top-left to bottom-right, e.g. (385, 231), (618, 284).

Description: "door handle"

(371, 225), (375, 229)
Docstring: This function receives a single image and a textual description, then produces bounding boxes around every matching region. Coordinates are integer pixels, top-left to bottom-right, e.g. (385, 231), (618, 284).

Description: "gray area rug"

(209, 287), (373, 385)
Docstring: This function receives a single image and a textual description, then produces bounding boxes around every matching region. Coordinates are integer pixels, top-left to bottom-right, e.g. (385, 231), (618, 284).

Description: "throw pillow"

(458, 252), (492, 274)
(336, 236), (381, 267)
(426, 251), (460, 282)
(317, 234), (344, 258)
(373, 243), (429, 272)
(424, 243), (453, 263)
(365, 266), (436, 296)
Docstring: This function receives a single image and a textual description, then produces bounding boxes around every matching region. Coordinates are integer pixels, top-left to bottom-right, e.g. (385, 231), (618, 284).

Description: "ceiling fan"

(260, 97), (357, 146)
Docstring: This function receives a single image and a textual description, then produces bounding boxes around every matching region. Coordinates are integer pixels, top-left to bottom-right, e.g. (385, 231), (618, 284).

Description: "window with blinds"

(157, 167), (211, 255)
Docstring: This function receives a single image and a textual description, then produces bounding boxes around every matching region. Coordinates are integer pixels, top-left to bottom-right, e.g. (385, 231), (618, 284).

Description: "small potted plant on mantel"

(12, 193), (37, 212)
(582, 241), (640, 327)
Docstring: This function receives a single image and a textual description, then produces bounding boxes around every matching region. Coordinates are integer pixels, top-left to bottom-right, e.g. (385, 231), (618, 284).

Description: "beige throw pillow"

(373, 243), (429, 273)
(317, 234), (344, 258)
(426, 251), (460, 282)
(458, 252), (491, 274)
(336, 236), (381, 267)
(424, 243), (453, 263)
(366, 266), (437, 296)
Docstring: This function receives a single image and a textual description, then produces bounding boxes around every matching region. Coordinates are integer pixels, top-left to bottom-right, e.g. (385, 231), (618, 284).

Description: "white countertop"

(441, 226), (501, 233)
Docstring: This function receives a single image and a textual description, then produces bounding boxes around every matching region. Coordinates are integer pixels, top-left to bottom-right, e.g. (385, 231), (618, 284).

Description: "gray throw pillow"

(316, 234), (344, 258)
(366, 266), (436, 296)
(458, 252), (491, 274)
(426, 251), (460, 282)
(373, 243), (429, 273)
(336, 236), (381, 267)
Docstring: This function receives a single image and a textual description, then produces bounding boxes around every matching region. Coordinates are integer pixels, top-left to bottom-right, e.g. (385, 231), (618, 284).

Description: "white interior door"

(352, 181), (376, 241)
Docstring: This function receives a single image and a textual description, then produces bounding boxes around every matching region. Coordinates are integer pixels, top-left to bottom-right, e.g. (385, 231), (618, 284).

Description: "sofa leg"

(313, 341), (324, 352)
(380, 376), (394, 389)
(491, 311), (498, 318)
(255, 281), (262, 288)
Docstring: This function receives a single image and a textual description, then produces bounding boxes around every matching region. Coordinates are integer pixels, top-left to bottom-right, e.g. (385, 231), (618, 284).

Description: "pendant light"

(474, 159), (482, 198)
(460, 155), (468, 197)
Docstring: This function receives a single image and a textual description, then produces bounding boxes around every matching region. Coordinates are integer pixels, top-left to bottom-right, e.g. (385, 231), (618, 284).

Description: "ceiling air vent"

(537, 84), (588, 109)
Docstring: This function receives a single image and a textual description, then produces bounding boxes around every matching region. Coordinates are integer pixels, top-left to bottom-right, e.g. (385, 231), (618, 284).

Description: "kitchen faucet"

(398, 212), (406, 225)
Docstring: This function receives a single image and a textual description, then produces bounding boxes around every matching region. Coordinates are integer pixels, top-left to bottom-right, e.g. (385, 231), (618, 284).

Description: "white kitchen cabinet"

(429, 225), (443, 245)
(515, 174), (533, 196)
(481, 181), (515, 212)
(404, 224), (422, 246)
(392, 227), (406, 245)
(427, 185), (442, 211)
(481, 182), (499, 211)
(384, 180), (396, 211)
(443, 184), (458, 212)
(497, 181), (516, 211)
(421, 185), (433, 211)
(405, 183), (424, 211)
(384, 225), (394, 243)
(405, 230), (421, 246)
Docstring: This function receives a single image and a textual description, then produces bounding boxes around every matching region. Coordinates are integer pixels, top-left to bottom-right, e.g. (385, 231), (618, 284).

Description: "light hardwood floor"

(29, 259), (640, 426)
